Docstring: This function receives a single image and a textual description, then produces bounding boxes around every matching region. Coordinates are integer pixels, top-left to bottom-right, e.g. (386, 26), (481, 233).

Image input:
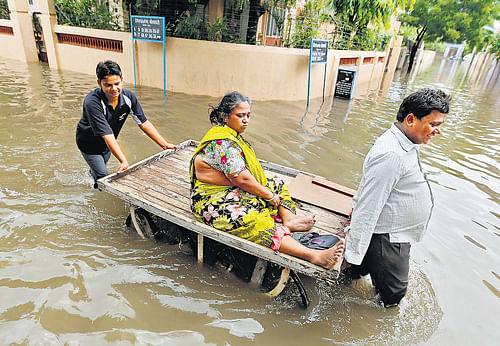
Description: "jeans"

(80, 149), (111, 185)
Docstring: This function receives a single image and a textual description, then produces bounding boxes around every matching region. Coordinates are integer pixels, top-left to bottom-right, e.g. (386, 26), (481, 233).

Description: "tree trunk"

(407, 24), (427, 73)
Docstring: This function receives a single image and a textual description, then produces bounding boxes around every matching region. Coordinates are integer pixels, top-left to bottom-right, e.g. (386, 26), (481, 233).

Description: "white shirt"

(345, 124), (434, 265)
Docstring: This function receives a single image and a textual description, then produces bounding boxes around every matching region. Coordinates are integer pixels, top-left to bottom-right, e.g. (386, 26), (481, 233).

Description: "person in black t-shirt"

(76, 60), (176, 188)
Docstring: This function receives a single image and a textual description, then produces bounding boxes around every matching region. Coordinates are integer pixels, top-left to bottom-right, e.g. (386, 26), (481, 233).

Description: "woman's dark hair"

(209, 91), (251, 125)
(96, 60), (122, 81)
(397, 88), (452, 122)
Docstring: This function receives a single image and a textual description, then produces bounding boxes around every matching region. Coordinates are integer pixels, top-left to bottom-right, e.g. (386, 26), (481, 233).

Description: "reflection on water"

(0, 57), (499, 344)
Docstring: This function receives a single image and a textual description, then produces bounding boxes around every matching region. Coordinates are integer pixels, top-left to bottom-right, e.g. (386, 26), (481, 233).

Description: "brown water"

(0, 57), (499, 345)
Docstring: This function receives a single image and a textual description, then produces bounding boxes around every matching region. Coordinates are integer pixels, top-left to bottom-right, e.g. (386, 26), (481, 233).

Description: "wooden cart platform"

(97, 140), (349, 290)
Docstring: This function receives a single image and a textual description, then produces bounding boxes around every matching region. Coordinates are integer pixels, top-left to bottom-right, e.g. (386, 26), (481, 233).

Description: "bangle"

(264, 192), (275, 202)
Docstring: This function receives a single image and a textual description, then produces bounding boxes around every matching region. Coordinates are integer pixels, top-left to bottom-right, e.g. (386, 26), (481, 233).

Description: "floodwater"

(0, 56), (498, 345)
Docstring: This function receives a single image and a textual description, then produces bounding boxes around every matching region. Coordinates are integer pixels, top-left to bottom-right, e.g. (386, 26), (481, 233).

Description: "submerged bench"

(97, 140), (349, 299)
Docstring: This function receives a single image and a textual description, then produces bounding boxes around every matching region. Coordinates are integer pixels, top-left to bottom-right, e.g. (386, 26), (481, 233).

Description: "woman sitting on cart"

(189, 91), (345, 270)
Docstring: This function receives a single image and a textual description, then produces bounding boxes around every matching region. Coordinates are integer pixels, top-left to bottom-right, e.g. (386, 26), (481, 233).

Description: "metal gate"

(32, 12), (48, 63)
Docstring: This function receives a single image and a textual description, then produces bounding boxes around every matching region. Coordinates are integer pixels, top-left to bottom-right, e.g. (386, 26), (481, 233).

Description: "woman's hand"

(265, 193), (282, 208)
(231, 171), (283, 208)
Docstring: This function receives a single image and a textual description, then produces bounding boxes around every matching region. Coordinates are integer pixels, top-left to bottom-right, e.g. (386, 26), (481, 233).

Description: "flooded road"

(0, 56), (498, 345)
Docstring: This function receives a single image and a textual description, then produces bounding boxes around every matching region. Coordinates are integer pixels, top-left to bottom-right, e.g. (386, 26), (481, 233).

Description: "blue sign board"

(131, 15), (166, 94)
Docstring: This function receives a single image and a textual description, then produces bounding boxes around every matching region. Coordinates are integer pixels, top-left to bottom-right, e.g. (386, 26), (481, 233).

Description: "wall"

(469, 52), (497, 84)
(48, 25), (389, 101)
(416, 50), (436, 73)
(0, 19), (27, 61)
(396, 45), (435, 74)
(0, 0), (397, 101)
(165, 37), (386, 100)
(53, 25), (135, 82)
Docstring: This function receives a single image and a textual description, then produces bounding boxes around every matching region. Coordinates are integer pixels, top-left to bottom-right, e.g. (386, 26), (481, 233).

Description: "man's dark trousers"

(344, 233), (411, 307)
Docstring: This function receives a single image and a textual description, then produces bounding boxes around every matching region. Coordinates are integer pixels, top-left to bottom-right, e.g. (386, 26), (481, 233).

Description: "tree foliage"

(54, 0), (121, 30)
(327, 0), (413, 31)
(290, 0), (331, 48)
(399, 0), (500, 52)
(0, 0), (10, 19)
(489, 34), (500, 59)
(352, 27), (393, 51)
(287, 0), (396, 50)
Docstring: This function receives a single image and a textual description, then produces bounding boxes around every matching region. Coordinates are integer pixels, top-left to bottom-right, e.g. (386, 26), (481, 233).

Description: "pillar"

(37, 0), (59, 69)
(6, 0), (38, 62)
(443, 45), (450, 59)
(456, 45), (464, 60)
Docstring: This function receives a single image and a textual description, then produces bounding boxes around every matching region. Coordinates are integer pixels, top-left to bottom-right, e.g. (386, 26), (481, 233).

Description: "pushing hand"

(162, 143), (178, 150)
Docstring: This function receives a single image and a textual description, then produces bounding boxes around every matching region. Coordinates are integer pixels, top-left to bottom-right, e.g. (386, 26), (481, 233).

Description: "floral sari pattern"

(199, 139), (246, 178)
(191, 173), (295, 247)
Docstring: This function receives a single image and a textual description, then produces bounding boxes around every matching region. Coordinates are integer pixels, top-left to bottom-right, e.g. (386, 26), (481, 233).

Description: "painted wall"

(49, 27), (389, 101)
(0, 0), (395, 101)
(53, 25), (134, 82)
(0, 19), (27, 61)
(469, 52), (497, 84)
(165, 37), (387, 100)
(416, 50), (436, 73)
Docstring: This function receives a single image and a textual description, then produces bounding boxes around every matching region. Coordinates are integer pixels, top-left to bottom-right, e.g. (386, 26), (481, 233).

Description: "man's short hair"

(397, 88), (451, 122)
(96, 60), (122, 81)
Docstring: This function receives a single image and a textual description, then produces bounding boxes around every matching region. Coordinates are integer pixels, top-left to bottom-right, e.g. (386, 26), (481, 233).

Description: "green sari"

(189, 126), (296, 247)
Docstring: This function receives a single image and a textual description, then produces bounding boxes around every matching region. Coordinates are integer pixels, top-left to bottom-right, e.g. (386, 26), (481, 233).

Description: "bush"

(206, 17), (232, 42)
(425, 41), (446, 53)
(173, 12), (203, 40)
(488, 34), (500, 59)
(173, 12), (239, 43)
(0, 0), (9, 20)
(289, 0), (330, 48)
(54, 0), (120, 30)
(353, 28), (392, 51)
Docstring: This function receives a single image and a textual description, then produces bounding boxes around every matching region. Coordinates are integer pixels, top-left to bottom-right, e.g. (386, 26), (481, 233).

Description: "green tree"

(400, 0), (500, 71)
(327, 0), (413, 32)
(0, 0), (10, 19)
(54, 0), (120, 30)
(489, 34), (500, 60)
(289, 0), (330, 48)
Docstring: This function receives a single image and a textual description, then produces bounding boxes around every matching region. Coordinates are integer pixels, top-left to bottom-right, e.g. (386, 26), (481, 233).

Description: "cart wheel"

(130, 206), (156, 239)
(264, 267), (290, 297)
(290, 270), (310, 308)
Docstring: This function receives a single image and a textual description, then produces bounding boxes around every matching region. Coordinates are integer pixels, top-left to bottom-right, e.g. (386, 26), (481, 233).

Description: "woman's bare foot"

(310, 239), (345, 270)
(283, 214), (316, 231)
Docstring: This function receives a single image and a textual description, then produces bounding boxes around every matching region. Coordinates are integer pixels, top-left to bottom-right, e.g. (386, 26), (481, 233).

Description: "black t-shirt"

(76, 88), (147, 154)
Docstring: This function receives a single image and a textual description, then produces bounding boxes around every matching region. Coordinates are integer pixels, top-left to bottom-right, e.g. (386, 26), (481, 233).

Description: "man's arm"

(344, 151), (403, 265)
(139, 120), (177, 150)
(102, 134), (129, 173)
